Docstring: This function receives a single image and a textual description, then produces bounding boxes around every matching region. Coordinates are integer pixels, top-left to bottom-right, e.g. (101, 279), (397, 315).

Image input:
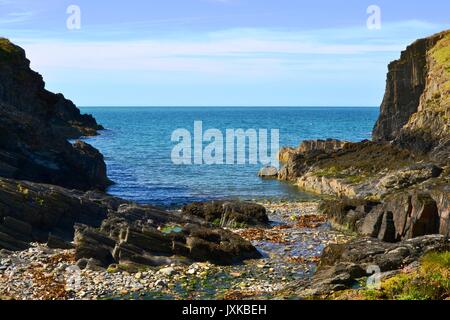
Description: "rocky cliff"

(275, 30), (450, 242)
(0, 38), (263, 268)
(373, 30), (450, 160)
(0, 38), (110, 190)
(0, 38), (102, 138)
(284, 31), (450, 298)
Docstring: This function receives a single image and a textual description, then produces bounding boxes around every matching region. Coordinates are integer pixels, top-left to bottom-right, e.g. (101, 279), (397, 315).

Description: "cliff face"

(0, 38), (110, 190)
(0, 38), (102, 137)
(396, 31), (450, 161)
(373, 30), (450, 159)
(276, 30), (450, 243)
(0, 39), (263, 267)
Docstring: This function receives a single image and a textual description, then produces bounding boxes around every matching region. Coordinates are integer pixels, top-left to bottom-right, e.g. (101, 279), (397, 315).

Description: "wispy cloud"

(0, 10), (34, 25)
(4, 17), (449, 106)
(14, 20), (448, 77)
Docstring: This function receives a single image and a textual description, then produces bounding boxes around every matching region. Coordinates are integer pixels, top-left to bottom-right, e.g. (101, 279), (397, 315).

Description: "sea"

(79, 107), (379, 207)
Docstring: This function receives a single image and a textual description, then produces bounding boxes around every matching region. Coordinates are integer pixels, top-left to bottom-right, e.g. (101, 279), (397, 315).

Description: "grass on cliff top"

(431, 32), (450, 92)
(0, 38), (19, 53)
(432, 32), (450, 68)
(330, 251), (450, 300)
(0, 38), (23, 63)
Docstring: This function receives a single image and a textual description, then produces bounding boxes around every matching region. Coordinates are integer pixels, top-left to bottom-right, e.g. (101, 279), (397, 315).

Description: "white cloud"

(8, 20), (449, 81)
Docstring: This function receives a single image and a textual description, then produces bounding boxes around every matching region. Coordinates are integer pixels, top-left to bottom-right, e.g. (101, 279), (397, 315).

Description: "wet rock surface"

(74, 215), (261, 267)
(0, 202), (353, 300)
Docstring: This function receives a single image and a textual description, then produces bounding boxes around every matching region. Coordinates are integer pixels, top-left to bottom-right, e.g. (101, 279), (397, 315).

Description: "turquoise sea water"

(80, 107), (379, 207)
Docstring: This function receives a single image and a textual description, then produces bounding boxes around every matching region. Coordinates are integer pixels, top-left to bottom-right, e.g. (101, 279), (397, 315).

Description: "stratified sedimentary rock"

(320, 184), (450, 242)
(276, 31), (450, 244)
(182, 201), (269, 227)
(300, 235), (450, 296)
(0, 177), (261, 267)
(0, 38), (111, 190)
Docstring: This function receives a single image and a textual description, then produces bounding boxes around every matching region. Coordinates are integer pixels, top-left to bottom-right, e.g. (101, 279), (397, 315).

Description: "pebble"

(159, 267), (176, 276)
(0, 201), (353, 300)
(155, 279), (167, 288)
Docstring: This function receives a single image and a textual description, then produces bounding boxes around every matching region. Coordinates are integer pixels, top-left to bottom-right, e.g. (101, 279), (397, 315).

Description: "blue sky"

(1, 0), (449, 106)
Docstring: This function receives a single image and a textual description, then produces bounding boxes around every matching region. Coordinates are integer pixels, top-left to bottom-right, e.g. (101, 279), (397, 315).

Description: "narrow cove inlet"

(0, 2), (449, 307)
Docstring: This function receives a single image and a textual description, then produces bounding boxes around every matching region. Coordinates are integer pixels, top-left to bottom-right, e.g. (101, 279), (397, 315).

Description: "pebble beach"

(0, 201), (353, 300)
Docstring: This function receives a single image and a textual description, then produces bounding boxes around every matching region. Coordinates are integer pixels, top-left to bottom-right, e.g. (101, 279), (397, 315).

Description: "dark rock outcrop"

(0, 177), (261, 266)
(0, 38), (102, 138)
(0, 178), (108, 251)
(276, 31), (449, 247)
(278, 139), (350, 180)
(0, 38), (262, 268)
(75, 202), (262, 267)
(320, 184), (450, 242)
(75, 221), (260, 268)
(301, 235), (449, 296)
(0, 38), (110, 190)
(182, 201), (269, 227)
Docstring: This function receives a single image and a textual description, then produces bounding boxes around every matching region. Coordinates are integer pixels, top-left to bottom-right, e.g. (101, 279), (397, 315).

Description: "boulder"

(319, 198), (380, 233)
(74, 220), (261, 268)
(301, 235), (450, 296)
(182, 201), (269, 227)
(47, 234), (74, 250)
(359, 207), (384, 238)
(258, 166), (278, 178)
